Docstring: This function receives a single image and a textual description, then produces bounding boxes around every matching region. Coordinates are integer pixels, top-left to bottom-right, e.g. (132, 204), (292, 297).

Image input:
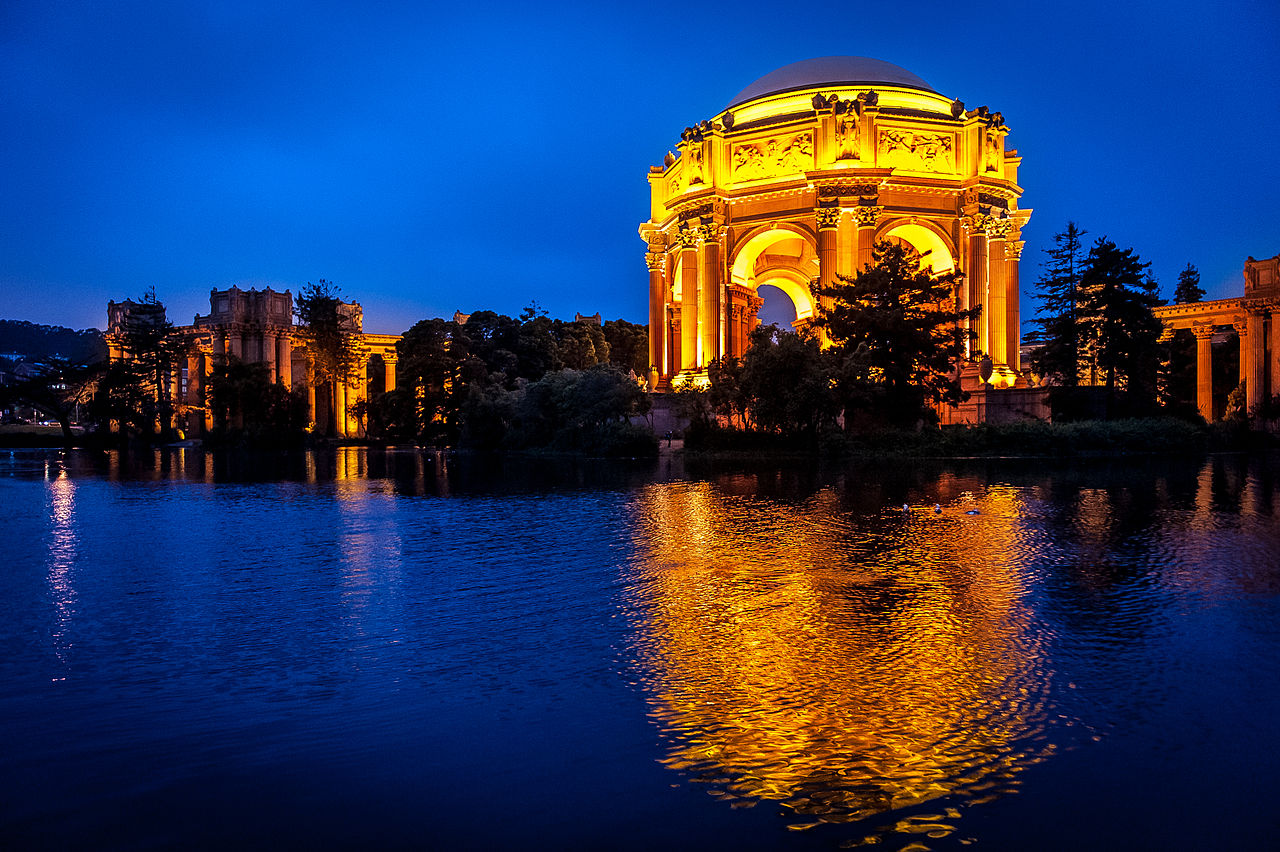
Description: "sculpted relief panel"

(732, 132), (813, 181)
(878, 129), (955, 173)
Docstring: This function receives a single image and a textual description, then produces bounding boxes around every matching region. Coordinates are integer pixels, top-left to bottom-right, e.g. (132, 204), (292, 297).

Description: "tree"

(1163, 263), (1204, 414)
(293, 280), (368, 435)
(735, 324), (835, 436)
(1174, 263), (1204, 304)
(1026, 222), (1088, 386)
(105, 288), (189, 439)
(602, 319), (649, 375)
(1077, 238), (1164, 415)
(815, 241), (977, 429)
(204, 358), (308, 440)
(0, 357), (102, 444)
(397, 317), (466, 442)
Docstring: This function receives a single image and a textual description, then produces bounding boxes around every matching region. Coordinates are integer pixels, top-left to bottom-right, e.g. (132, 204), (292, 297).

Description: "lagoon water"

(3, 447), (1280, 850)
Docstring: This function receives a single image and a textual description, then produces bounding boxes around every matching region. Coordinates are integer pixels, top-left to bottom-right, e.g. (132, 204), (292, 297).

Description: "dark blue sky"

(3, 0), (1278, 334)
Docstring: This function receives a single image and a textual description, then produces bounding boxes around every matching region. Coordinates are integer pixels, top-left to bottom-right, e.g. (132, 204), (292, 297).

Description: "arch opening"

(878, 222), (955, 275)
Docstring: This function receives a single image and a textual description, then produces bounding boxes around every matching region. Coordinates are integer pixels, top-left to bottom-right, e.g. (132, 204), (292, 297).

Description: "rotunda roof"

(727, 57), (935, 108)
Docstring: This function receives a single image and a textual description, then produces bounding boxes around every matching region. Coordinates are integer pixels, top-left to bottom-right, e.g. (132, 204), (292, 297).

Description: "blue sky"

(2, 0), (1278, 334)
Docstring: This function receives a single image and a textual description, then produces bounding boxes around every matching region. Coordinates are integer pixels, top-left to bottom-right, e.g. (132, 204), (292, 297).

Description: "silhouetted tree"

(205, 358), (308, 441)
(1026, 222), (1088, 386)
(815, 241), (976, 428)
(294, 280), (367, 435)
(1174, 263), (1205, 304)
(736, 324), (835, 436)
(602, 319), (649, 375)
(0, 357), (102, 444)
(1077, 238), (1164, 415)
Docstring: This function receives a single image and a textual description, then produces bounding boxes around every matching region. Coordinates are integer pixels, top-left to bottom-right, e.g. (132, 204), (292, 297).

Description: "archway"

(877, 220), (956, 275)
(730, 225), (819, 321)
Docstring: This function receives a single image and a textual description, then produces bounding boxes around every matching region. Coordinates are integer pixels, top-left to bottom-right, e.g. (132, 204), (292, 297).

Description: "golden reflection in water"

(334, 447), (403, 638)
(45, 465), (78, 673)
(626, 481), (1057, 842)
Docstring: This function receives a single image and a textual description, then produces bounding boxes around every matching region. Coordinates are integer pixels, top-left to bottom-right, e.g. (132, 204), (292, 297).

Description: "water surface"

(2, 448), (1279, 850)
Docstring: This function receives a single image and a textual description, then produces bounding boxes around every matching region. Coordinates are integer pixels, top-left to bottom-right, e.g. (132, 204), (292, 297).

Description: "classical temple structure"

(107, 287), (401, 437)
(640, 56), (1038, 421)
(1154, 254), (1280, 420)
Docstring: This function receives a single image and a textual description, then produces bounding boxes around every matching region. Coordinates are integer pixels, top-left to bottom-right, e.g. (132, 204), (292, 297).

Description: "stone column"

(966, 216), (990, 357)
(679, 230), (699, 371)
(854, 206), (882, 274)
(837, 210), (857, 278)
(646, 248), (666, 379)
(335, 380), (347, 438)
(669, 310), (682, 377)
(1233, 317), (1249, 388)
(816, 206), (841, 302)
(1005, 239), (1024, 375)
(277, 333), (293, 388)
(382, 353), (398, 393)
(987, 223), (1009, 376)
(1271, 312), (1280, 400)
(1247, 312), (1265, 414)
(305, 354), (317, 428)
(214, 330), (226, 360)
(201, 351), (213, 432)
(262, 329), (278, 382)
(1193, 324), (1215, 422)
(187, 352), (202, 408)
(699, 225), (720, 367)
(226, 327), (242, 361)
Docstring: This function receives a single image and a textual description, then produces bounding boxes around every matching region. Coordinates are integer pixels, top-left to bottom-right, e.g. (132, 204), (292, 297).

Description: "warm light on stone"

(640, 56), (1030, 414)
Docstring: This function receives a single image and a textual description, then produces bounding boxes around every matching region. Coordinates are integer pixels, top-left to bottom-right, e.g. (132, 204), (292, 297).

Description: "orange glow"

(625, 481), (1060, 842)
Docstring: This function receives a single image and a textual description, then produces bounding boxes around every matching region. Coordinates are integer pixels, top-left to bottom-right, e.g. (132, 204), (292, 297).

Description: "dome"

(727, 56), (935, 108)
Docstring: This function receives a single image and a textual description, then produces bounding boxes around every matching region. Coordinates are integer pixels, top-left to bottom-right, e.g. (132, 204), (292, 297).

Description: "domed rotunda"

(639, 57), (1031, 418)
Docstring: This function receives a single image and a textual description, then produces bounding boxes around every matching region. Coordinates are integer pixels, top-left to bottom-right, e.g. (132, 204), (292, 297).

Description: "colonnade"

(1155, 297), (1278, 421)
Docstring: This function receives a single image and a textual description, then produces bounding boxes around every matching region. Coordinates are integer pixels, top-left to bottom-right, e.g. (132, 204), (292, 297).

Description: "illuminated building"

(639, 56), (1038, 421)
(1154, 253), (1280, 420)
(106, 287), (401, 437)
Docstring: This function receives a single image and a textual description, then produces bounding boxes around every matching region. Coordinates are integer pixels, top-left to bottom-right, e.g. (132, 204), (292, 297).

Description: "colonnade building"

(640, 56), (1035, 420)
(1154, 254), (1280, 420)
(107, 286), (401, 437)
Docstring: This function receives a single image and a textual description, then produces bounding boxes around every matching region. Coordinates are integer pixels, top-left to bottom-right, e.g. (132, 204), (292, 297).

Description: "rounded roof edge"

(727, 56), (936, 109)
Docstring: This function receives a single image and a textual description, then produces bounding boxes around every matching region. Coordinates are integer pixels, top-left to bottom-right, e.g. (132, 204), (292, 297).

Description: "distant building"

(106, 287), (401, 437)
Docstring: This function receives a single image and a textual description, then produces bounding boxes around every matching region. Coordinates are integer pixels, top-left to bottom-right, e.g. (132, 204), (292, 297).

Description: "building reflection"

(625, 480), (1057, 839)
(44, 464), (78, 671)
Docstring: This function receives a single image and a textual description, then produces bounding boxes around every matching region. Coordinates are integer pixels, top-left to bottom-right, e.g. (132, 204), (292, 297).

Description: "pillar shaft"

(277, 334), (292, 388)
(987, 234), (1008, 369)
(699, 233), (720, 366)
(263, 331), (277, 382)
(1247, 313), (1265, 413)
(1195, 329), (1214, 421)
(680, 242), (699, 371)
(1005, 242), (1023, 374)
(383, 355), (397, 393)
(969, 230), (989, 355)
(1272, 314), (1280, 400)
(647, 255), (666, 378)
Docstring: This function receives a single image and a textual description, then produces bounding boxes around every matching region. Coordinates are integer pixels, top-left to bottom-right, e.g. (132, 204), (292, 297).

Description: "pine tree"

(1077, 238), (1164, 414)
(815, 241), (977, 428)
(1173, 263), (1204, 304)
(1025, 222), (1087, 386)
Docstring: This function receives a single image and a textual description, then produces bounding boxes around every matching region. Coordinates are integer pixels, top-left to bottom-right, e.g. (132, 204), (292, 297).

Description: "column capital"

(852, 205), (882, 228)
(1191, 322), (1216, 340)
(645, 251), (665, 270)
(1004, 239), (1025, 261)
(381, 352), (399, 364)
(1232, 315), (1249, 335)
(815, 207), (842, 230)
(677, 227), (700, 249)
